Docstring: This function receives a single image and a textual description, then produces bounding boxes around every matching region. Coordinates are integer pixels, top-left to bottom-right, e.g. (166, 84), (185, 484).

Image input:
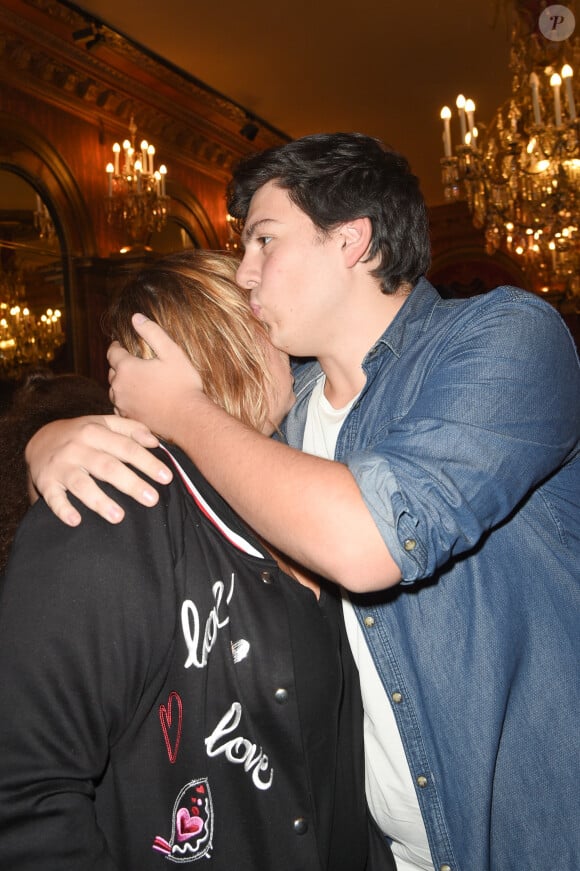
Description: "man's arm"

(106, 317), (402, 591)
(28, 318), (400, 590)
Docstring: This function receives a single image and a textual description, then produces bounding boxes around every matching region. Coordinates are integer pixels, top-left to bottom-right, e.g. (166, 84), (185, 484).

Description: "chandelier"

(33, 195), (56, 242)
(105, 116), (169, 251)
(439, 2), (579, 305)
(0, 265), (64, 378)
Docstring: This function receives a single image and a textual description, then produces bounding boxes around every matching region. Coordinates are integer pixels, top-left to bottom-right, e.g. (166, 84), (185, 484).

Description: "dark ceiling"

(72, 0), (514, 206)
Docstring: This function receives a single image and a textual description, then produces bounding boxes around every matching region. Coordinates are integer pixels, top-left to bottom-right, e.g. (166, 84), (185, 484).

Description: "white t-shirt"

(302, 376), (434, 871)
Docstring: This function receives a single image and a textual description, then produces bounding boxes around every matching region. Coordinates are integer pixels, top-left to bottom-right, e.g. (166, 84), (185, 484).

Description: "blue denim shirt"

(280, 278), (580, 871)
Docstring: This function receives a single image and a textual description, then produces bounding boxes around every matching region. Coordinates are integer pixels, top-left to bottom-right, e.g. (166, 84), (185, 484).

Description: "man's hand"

(26, 415), (173, 527)
(108, 314), (204, 441)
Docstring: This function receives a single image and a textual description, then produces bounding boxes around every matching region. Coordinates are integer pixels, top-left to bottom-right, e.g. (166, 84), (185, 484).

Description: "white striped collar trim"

(160, 444), (264, 559)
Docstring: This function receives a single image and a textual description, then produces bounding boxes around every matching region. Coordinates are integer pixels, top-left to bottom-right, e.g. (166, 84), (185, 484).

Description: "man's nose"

(236, 253), (258, 289)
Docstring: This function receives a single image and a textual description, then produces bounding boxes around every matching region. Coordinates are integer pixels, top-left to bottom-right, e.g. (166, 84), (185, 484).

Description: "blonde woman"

(0, 252), (392, 870)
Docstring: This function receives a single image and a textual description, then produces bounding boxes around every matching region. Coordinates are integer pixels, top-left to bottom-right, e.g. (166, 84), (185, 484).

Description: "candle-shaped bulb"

(440, 106), (452, 157)
(112, 142), (121, 175)
(529, 72), (542, 125)
(550, 73), (562, 126)
(159, 164), (167, 197)
(561, 64), (577, 121)
(456, 94), (467, 144)
(464, 98), (476, 138)
(106, 162), (114, 196)
(140, 140), (148, 172)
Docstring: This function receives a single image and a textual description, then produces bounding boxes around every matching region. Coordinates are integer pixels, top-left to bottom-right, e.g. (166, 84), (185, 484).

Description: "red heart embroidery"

(159, 691), (183, 764)
(176, 807), (204, 842)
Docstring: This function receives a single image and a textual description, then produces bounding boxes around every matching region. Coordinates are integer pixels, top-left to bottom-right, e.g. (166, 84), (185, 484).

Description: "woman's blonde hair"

(106, 250), (277, 433)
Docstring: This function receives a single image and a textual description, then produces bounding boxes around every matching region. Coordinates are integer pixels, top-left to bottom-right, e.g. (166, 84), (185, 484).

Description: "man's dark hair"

(227, 132), (431, 294)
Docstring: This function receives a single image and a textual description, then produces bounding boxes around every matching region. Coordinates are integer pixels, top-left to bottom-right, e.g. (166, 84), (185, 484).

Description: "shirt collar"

(366, 276), (441, 361)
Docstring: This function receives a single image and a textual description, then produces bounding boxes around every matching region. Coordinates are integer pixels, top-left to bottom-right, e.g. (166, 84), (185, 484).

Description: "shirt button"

(260, 570), (273, 584)
(391, 691), (403, 703)
(416, 775), (428, 788)
(274, 688), (288, 704)
(363, 616), (375, 628)
(293, 817), (308, 834)
(403, 538), (417, 551)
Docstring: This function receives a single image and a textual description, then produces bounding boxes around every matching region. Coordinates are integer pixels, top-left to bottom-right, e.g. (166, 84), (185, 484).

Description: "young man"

(29, 134), (580, 871)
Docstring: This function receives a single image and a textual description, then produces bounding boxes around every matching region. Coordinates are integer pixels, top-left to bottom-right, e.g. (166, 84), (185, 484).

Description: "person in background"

(0, 250), (393, 871)
(0, 368), (112, 574)
(27, 133), (580, 870)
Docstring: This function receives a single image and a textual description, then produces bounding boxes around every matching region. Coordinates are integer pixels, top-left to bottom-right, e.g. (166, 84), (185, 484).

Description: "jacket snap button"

(416, 775), (428, 788)
(260, 571), (273, 584)
(293, 817), (308, 834)
(403, 538), (417, 551)
(392, 691), (403, 703)
(274, 688), (288, 704)
(363, 616), (375, 628)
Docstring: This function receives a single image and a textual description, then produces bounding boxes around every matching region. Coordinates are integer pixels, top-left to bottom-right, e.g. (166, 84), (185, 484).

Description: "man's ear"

(337, 217), (373, 268)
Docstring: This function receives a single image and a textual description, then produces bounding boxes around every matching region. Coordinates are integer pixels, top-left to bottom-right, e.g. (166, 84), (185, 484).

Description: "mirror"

(0, 170), (66, 382)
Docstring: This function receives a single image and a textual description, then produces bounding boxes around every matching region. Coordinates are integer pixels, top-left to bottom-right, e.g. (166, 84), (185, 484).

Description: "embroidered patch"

(153, 777), (213, 862)
(231, 638), (250, 663)
(159, 691), (183, 764)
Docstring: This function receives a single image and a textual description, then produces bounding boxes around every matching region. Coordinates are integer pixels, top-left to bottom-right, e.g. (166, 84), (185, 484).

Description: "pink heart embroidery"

(159, 691), (183, 764)
(176, 807), (204, 842)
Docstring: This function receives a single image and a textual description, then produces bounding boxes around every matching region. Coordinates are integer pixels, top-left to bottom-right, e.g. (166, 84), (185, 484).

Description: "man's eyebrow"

(241, 218), (276, 244)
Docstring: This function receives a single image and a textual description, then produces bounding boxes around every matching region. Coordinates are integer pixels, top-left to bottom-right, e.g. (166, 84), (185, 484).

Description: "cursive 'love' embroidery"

(181, 574), (235, 669)
(205, 702), (274, 790)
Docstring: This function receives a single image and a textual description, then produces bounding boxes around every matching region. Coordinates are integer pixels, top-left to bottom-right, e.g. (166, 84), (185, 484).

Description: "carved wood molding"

(0, 0), (288, 182)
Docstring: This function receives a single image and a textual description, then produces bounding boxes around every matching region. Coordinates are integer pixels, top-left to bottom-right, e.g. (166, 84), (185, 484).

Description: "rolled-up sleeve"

(346, 292), (580, 583)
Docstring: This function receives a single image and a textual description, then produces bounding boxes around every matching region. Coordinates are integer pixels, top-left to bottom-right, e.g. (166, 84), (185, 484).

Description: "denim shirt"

(280, 278), (580, 871)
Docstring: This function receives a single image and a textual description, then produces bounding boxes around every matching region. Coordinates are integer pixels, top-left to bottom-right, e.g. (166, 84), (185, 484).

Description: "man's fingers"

(42, 486), (84, 528)
(38, 453), (162, 526)
(27, 416), (174, 526)
(60, 423), (172, 488)
(99, 414), (161, 450)
(42, 474), (127, 526)
(131, 314), (172, 358)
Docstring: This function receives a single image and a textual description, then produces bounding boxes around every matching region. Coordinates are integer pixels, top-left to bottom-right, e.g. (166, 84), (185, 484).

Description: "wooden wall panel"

(0, 0), (289, 381)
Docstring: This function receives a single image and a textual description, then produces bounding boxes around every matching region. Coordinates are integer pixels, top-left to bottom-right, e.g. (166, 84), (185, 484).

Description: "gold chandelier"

(105, 116), (169, 252)
(0, 265), (64, 378)
(439, 2), (579, 305)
